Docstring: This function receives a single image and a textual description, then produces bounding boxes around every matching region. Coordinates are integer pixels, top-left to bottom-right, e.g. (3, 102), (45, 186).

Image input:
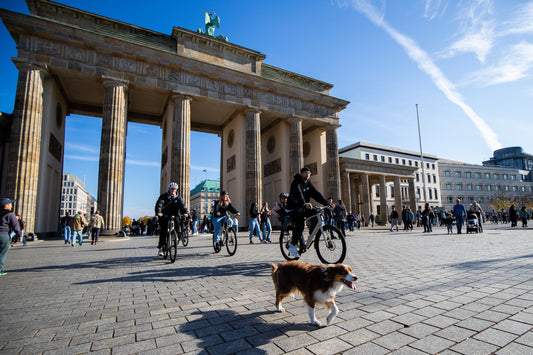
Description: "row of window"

(445, 184), (532, 192)
(445, 196), (492, 204)
(364, 154), (436, 170)
(416, 173), (437, 184)
(443, 171), (517, 180)
(374, 186), (439, 200)
(62, 195), (76, 201)
(62, 188), (78, 195)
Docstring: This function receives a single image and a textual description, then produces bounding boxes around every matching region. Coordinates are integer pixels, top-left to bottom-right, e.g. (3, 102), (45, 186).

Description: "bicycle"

(213, 211), (237, 256)
(163, 214), (185, 263)
(280, 206), (346, 264)
(178, 216), (190, 247)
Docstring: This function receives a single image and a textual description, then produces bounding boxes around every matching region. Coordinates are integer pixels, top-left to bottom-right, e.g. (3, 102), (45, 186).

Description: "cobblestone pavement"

(1, 223), (532, 354)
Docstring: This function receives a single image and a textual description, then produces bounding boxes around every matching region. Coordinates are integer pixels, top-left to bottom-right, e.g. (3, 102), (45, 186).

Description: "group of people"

(60, 210), (105, 246)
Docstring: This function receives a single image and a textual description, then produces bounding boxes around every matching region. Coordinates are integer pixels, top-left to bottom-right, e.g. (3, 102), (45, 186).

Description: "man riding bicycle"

(155, 182), (189, 257)
(287, 167), (334, 258)
(212, 190), (240, 249)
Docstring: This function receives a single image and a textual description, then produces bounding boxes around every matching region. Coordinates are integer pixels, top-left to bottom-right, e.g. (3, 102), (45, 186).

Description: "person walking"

(61, 212), (72, 244)
(369, 213), (374, 228)
(406, 208), (415, 231)
(88, 210), (105, 245)
(260, 202), (272, 243)
(390, 206), (399, 232)
(519, 206), (530, 227)
(509, 205), (518, 227)
(333, 200), (347, 235)
(452, 199), (467, 234)
(401, 206), (408, 231)
(0, 198), (22, 275)
(191, 209), (199, 235)
(248, 202), (262, 244)
(69, 211), (87, 246)
(422, 203), (432, 233)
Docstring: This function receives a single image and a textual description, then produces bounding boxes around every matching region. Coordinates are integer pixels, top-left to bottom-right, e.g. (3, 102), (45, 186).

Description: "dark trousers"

(290, 208), (316, 246)
(91, 228), (101, 243)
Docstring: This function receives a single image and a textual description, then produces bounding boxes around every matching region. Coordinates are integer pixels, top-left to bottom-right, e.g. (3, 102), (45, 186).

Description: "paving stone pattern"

(0, 224), (532, 354)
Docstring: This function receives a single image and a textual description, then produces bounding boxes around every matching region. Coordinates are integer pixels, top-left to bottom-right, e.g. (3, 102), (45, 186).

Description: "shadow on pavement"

(445, 253), (533, 270)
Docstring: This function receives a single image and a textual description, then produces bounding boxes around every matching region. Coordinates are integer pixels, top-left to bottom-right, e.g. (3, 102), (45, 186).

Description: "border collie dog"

(271, 260), (357, 326)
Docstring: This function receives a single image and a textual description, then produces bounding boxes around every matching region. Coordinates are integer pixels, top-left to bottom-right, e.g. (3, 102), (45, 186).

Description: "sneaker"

(249, 240), (254, 244)
(158, 249), (164, 257)
(288, 244), (300, 258)
(0, 270), (6, 276)
(94, 242), (98, 246)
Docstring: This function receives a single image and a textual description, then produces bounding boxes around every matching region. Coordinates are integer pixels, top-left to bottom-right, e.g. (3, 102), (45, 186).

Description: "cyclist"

(287, 167), (334, 258)
(212, 190), (240, 249)
(155, 182), (189, 257)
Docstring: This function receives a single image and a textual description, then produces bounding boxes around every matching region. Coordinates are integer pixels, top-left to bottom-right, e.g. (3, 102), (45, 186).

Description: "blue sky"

(1, 0), (532, 218)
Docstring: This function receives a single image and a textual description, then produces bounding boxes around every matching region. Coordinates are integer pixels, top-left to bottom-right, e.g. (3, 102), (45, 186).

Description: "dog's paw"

(311, 320), (322, 327)
(277, 305), (285, 312)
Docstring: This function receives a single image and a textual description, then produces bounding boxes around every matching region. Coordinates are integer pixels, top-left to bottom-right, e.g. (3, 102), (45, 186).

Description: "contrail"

(348, 0), (503, 151)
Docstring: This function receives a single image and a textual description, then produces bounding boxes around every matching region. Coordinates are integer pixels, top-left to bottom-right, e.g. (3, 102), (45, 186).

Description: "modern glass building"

(483, 147), (533, 180)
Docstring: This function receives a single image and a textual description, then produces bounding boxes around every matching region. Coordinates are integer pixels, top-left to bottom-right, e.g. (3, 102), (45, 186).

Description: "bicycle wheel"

(225, 227), (237, 256)
(279, 227), (299, 261)
(163, 232), (170, 259)
(314, 225), (346, 264)
(181, 224), (189, 246)
(169, 229), (178, 263)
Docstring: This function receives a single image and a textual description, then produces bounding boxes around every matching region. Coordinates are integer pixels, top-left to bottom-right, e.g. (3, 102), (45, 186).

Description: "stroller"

(466, 212), (482, 233)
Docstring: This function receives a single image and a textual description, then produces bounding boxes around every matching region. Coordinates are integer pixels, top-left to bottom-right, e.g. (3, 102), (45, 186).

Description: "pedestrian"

(333, 200), (347, 235)
(369, 213), (375, 228)
(260, 202), (272, 243)
(0, 198), (22, 275)
(272, 192), (290, 234)
(347, 211), (355, 232)
(390, 206), (399, 232)
(191, 209), (199, 235)
(88, 210), (105, 245)
(444, 213), (454, 234)
(406, 208), (414, 231)
(509, 205), (518, 227)
(422, 203), (432, 233)
(356, 213), (362, 230)
(12, 214), (27, 246)
(519, 206), (530, 227)
(69, 211), (87, 246)
(452, 199), (467, 234)
(248, 202), (262, 244)
(401, 206), (408, 231)
(60, 211), (72, 244)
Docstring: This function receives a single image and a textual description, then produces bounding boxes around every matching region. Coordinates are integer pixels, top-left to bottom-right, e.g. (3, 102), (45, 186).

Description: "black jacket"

(287, 173), (329, 210)
(213, 201), (239, 217)
(155, 192), (188, 217)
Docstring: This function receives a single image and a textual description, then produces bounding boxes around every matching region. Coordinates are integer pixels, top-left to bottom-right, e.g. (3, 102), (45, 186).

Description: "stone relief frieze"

(145, 64), (160, 77)
(37, 39), (59, 56)
(118, 58), (137, 72)
(167, 70), (181, 82)
(96, 53), (113, 67)
(66, 47), (85, 62)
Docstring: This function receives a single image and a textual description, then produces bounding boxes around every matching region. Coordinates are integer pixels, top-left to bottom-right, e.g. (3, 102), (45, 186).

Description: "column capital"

(12, 57), (48, 77)
(102, 76), (129, 90)
(244, 107), (261, 115)
(287, 114), (303, 124)
(171, 91), (193, 102)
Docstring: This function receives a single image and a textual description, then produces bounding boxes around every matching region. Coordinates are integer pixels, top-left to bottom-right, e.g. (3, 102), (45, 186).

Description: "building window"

(381, 156), (385, 162)
(433, 175), (436, 183)
(365, 153), (369, 160)
(503, 174), (508, 180)
(416, 173), (419, 182)
(432, 164), (435, 170)
(395, 158), (399, 164)
(388, 157), (392, 163)
(390, 186), (394, 197)
(409, 160), (412, 166)
(466, 172), (471, 178)
(456, 184), (462, 190)
(402, 159), (406, 165)
(467, 185), (473, 191)
(375, 185), (380, 197)
(427, 163), (430, 169)
(476, 185), (482, 191)
(446, 184), (452, 190)
(447, 197), (453, 203)
(455, 172), (461, 177)
(485, 173), (490, 179)
(415, 161), (418, 167)
(427, 174), (431, 183)
(510, 175), (515, 180)
(475, 172), (481, 178)
(434, 189), (438, 200)
(445, 171), (450, 177)
(493, 174), (499, 179)
(373, 154), (378, 161)
(429, 189), (433, 199)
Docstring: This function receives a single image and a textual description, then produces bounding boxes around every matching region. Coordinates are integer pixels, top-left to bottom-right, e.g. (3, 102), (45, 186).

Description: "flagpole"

(416, 104), (427, 205)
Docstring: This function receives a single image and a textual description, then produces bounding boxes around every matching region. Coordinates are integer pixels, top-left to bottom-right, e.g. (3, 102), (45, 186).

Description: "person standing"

(191, 209), (199, 236)
(12, 214), (27, 246)
(0, 198), (22, 275)
(333, 200), (347, 235)
(390, 206), (399, 232)
(69, 211), (87, 246)
(401, 206), (408, 231)
(155, 182), (189, 257)
(509, 205), (518, 227)
(369, 213), (374, 228)
(89, 210), (105, 245)
(422, 203), (432, 233)
(452, 199), (467, 234)
(260, 202), (272, 243)
(286, 167), (333, 258)
(248, 202), (262, 244)
(519, 206), (530, 227)
(61, 212), (72, 244)
(406, 208), (415, 231)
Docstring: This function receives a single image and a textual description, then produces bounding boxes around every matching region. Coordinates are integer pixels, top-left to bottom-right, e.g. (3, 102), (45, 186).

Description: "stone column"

(288, 116), (303, 176)
(361, 173), (371, 226)
(98, 76), (128, 234)
(341, 171), (352, 213)
(5, 59), (47, 236)
(171, 93), (192, 208)
(394, 176), (402, 212)
(245, 108), (262, 221)
(409, 178), (417, 212)
(379, 175), (388, 226)
(326, 126), (341, 200)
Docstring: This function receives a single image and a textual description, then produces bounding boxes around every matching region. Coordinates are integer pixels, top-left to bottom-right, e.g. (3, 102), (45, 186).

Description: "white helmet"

(168, 182), (179, 189)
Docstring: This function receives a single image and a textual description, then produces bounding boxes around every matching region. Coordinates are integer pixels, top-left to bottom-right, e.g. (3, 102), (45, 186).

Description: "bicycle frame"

(300, 209), (327, 249)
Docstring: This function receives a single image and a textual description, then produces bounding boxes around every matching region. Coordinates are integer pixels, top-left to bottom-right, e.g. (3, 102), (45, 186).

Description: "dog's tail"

(270, 263), (278, 283)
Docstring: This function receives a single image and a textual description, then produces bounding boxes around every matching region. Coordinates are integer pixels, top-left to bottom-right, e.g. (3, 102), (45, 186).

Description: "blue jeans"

(213, 216), (232, 243)
(0, 233), (10, 270)
(249, 218), (262, 241)
(72, 230), (83, 245)
(455, 216), (464, 233)
(192, 221), (198, 234)
(261, 219), (272, 242)
(63, 226), (71, 243)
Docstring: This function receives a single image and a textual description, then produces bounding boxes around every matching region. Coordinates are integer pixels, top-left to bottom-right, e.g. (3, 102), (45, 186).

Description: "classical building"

(190, 180), (220, 219)
(60, 173), (90, 219)
(439, 159), (533, 213)
(339, 142), (441, 225)
(0, 1), (348, 237)
(483, 147), (533, 180)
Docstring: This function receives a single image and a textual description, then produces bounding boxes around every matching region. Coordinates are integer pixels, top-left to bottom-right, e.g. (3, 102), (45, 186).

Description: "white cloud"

(65, 143), (99, 154)
(348, 0), (503, 151)
(424, 0), (448, 21)
(126, 160), (160, 167)
(500, 1), (533, 36)
(64, 154), (99, 162)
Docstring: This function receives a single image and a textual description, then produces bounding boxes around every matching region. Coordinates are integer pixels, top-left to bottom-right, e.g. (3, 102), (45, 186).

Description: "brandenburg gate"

(0, 1), (349, 236)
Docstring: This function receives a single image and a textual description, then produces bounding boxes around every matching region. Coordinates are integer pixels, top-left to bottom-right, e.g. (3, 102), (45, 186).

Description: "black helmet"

(279, 192), (289, 198)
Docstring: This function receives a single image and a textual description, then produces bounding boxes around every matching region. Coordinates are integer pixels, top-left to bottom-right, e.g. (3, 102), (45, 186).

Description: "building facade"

(190, 180), (220, 219)
(60, 173), (90, 219)
(483, 147), (533, 178)
(339, 142), (441, 224)
(439, 159), (533, 213)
